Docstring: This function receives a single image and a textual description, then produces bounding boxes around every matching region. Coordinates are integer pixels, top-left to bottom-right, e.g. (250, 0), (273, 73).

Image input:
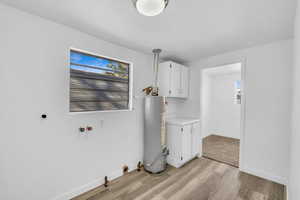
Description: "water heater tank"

(143, 96), (168, 173)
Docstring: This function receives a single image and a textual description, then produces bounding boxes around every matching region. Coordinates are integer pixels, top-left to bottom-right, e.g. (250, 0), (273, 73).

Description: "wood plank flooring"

(203, 135), (240, 167)
(72, 158), (284, 200)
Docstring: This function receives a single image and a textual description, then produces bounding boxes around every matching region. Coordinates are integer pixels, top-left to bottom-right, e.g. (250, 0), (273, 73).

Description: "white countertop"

(166, 117), (200, 126)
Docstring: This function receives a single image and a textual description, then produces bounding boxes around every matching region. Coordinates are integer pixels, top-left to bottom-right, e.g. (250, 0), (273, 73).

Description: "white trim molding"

(51, 162), (138, 200)
(200, 59), (246, 170)
(240, 167), (288, 185)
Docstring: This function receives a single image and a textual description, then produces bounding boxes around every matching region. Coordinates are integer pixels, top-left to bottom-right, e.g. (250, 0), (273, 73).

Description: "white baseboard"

(51, 162), (138, 200)
(240, 167), (288, 185)
(51, 162), (287, 200)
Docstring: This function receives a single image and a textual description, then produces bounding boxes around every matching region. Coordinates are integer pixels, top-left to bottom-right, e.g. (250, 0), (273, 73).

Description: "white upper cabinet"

(158, 61), (189, 98)
(180, 66), (189, 98)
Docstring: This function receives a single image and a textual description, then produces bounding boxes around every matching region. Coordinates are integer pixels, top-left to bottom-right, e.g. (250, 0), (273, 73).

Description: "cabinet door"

(170, 63), (181, 97)
(191, 122), (201, 157)
(158, 62), (171, 97)
(180, 66), (189, 98)
(181, 125), (192, 163)
(166, 124), (183, 167)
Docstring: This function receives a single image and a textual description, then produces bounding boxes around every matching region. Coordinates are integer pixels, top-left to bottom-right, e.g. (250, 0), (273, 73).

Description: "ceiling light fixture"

(132, 0), (169, 16)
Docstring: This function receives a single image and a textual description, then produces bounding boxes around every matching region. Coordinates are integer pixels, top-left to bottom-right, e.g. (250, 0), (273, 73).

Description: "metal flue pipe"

(152, 49), (162, 96)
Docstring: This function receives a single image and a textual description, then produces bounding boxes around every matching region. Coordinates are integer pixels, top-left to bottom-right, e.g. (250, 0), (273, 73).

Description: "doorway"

(200, 62), (243, 168)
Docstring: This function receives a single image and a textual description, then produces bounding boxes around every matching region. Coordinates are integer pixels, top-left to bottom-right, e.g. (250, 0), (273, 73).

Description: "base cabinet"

(166, 122), (201, 168)
(192, 122), (201, 157)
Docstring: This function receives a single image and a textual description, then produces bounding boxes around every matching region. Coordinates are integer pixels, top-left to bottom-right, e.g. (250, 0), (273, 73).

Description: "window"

(234, 80), (241, 104)
(69, 49), (131, 112)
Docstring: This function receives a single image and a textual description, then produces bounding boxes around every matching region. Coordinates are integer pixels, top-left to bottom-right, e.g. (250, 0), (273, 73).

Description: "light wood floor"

(203, 135), (240, 167)
(72, 158), (284, 200)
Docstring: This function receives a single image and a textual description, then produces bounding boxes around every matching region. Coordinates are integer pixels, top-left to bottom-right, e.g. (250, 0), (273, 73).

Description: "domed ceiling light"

(132, 0), (169, 16)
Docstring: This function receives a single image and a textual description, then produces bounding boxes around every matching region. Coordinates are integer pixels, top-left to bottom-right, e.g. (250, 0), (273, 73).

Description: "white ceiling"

(0, 0), (296, 63)
(203, 63), (241, 76)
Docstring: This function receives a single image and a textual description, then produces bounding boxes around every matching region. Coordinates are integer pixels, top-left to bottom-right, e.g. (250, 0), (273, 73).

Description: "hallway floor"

(72, 158), (284, 200)
(203, 135), (240, 167)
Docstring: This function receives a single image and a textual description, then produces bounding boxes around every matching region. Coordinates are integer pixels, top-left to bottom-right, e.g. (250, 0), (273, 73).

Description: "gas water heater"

(143, 49), (168, 173)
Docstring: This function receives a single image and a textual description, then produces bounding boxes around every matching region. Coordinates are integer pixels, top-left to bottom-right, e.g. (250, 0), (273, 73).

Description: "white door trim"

(200, 58), (246, 170)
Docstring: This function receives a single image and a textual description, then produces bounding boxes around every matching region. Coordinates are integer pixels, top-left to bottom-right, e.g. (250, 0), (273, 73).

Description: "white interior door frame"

(200, 58), (246, 170)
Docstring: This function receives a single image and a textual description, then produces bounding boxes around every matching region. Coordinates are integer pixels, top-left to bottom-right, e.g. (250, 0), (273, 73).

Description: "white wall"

(201, 72), (213, 138)
(0, 4), (153, 200)
(202, 71), (241, 139)
(289, 0), (300, 199)
(180, 40), (293, 184)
